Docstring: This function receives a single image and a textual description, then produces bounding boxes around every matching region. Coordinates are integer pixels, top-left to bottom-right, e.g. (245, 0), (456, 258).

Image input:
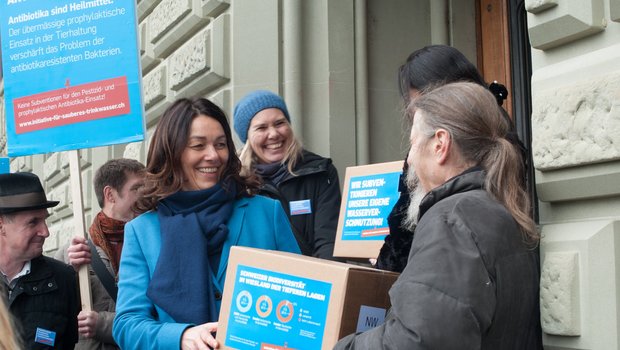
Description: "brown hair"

(135, 98), (260, 213)
(94, 158), (145, 208)
(411, 82), (538, 243)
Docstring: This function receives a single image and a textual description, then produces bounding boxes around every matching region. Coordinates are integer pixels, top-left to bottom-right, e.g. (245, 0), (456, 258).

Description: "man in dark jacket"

(0, 172), (79, 349)
(335, 82), (542, 349)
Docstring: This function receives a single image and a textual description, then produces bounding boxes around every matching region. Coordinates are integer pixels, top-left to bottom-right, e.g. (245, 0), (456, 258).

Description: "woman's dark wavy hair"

(399, 45), (523, 167)
(398, 45), (507, 105)
(135, 98), (260, 213)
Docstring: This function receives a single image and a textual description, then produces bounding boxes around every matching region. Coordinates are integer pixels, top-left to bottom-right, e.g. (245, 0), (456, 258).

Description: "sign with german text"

(333, 161), (404, 258)
(0, 0), (144, 156)
(225, 265), (332, 350)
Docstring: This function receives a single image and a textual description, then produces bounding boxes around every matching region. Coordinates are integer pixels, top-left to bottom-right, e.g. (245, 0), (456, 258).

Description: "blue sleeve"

(272, 199), (302, 254)
(112, 220), (192, 350)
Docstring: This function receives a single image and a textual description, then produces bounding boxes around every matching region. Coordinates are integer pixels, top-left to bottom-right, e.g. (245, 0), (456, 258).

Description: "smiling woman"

(180, 115), (229, 191)
(234, 90), (342, 260)
(112, 97), (301, 350)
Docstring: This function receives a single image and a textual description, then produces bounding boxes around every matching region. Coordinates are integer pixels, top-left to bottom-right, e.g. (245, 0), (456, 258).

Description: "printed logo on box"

(226, 265), (332, 350)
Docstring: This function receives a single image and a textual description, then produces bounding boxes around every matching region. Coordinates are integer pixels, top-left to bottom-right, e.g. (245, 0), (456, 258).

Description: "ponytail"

(483, 138), (538, 243)
(411, 82), (539, 244)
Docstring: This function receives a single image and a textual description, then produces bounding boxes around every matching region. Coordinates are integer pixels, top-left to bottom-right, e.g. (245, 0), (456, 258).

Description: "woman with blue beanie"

(234, 90), (342, 260)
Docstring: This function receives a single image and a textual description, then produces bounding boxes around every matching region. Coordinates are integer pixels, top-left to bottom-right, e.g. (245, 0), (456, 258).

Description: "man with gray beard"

(375, 45), (527, 274)
(335, 82), (542, 349)
(401, 164), (426, 232)
(375, 157), (427, 273)
(374, 160), (417, 272)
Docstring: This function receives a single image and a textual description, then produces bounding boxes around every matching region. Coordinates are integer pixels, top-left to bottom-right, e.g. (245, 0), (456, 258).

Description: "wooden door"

(477, 0), (513, 118)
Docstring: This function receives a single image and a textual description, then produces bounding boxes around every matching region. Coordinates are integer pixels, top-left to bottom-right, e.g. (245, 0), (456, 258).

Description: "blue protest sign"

(341, 172), (401, 241)
(0, 1), (144, 156)
(225, 265), (332, 350)
(334, 161), (404, 258)
(0, 158), (9, 173)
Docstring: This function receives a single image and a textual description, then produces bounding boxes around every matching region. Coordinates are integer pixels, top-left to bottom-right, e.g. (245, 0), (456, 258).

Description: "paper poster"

(340, 172), (401, 241)
(333, 161), (404, 258)
(226, 265), (332, 350)
(0, 0), (144, 156)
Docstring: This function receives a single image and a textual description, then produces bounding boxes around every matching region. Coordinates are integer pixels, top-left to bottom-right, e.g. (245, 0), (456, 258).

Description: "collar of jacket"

(417, 167), (485, 221)
(9, 256), (59, 304)
(279, 149), (331, 183)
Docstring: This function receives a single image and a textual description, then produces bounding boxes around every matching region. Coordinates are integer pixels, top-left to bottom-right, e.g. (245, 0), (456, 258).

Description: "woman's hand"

(181, 322), (219, 350)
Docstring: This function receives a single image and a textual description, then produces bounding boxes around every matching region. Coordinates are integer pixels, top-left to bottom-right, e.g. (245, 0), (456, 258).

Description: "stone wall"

(527, 0), (620, 347)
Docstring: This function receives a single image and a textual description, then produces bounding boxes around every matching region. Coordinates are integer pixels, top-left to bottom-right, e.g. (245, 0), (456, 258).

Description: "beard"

(402, 165), (427, 232)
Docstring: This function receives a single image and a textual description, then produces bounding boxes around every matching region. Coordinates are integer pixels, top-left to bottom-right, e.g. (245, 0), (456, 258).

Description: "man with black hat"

(0, 172), (79, 349)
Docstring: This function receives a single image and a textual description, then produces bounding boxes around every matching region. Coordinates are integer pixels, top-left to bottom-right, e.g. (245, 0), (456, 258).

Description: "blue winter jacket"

(113, 195), (300, 349)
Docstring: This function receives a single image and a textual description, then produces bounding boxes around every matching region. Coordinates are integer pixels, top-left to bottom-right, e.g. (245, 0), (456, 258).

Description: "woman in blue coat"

(112, 98), (300, 350)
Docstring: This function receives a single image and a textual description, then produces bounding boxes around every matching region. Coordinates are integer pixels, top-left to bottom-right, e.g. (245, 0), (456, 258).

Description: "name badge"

(35, 327), (56, 346)
(290, 199), (311, 216)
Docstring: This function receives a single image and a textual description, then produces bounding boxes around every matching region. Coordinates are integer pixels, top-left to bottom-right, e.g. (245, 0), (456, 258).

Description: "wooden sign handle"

(69, 149), (93, 312)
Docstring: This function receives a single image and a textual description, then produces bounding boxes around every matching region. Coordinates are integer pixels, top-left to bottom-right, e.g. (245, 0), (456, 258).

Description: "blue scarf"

(146, 183), (235, 324)
(255, 162), (290, 186)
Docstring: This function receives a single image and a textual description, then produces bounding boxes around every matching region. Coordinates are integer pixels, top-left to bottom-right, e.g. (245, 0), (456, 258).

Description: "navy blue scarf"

(146, 183), (235, 324)
(255, 162), (290, 186)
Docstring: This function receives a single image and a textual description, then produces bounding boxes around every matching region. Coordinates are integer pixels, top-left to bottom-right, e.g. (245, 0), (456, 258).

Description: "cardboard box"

(333, 160), (404, 258)
(216, 246), (399, 350)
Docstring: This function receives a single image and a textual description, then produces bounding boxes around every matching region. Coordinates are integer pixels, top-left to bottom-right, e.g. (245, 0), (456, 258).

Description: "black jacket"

(7, 255), (79, 350)
(376, 159), (413, 273)
(259, 150), (341, 260)
(336, 169), (542, 349)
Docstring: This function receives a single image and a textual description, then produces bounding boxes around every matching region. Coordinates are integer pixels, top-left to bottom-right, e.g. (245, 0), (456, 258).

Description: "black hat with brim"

(0, 172), (60, 214)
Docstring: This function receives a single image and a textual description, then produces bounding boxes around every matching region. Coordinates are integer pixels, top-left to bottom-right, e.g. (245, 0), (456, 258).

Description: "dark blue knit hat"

(233, 90), (291, 143)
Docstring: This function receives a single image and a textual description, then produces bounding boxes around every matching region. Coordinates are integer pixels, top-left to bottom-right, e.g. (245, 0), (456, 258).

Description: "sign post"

(69, 149), (92, 311)
(1, 1), (145, 312)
